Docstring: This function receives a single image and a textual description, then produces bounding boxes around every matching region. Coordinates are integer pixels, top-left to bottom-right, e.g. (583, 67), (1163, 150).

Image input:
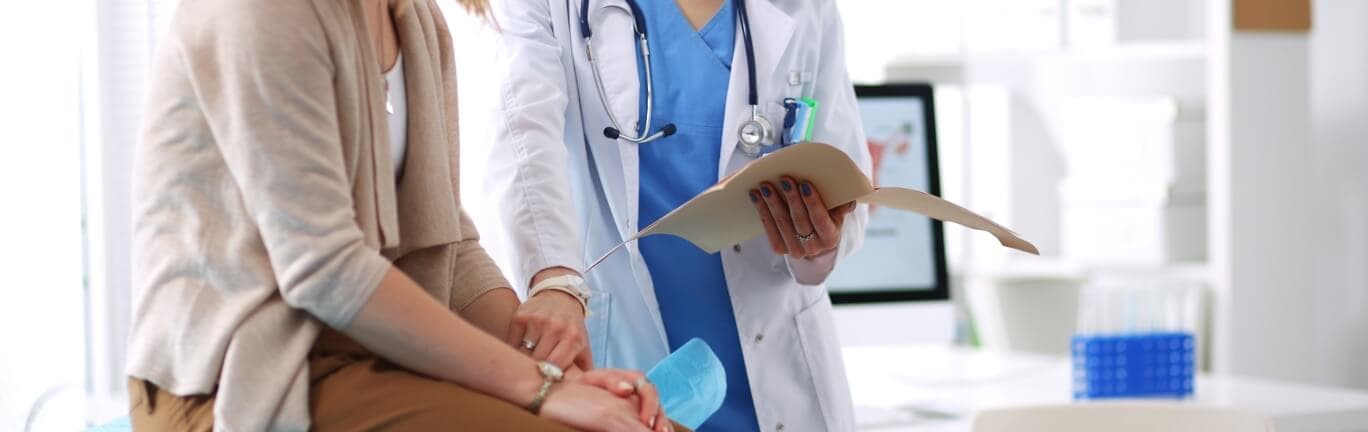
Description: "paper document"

(587, 143), (1037, 272)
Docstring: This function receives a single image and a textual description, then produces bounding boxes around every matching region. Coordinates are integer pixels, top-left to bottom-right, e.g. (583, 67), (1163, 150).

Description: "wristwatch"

(529, 274), (590, 313)
(527, 361), (564, 414)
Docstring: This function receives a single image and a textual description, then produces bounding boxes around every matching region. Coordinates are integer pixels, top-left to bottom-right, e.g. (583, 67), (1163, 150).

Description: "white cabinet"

(1056, 97), (1206, 264)
(964, 0), (1064, 54)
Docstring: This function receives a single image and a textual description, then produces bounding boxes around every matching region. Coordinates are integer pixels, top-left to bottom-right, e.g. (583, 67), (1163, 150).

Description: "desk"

(845, 345), (1368, 431)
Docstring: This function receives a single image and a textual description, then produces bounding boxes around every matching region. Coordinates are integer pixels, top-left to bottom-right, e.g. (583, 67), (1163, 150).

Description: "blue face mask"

(646, 338), (727, 429)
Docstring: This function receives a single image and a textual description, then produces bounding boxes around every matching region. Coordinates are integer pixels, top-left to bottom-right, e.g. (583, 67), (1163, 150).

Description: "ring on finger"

(633, 377), (649, 393)
(520, 339), (536, 351)
(796, 231), (815, 243)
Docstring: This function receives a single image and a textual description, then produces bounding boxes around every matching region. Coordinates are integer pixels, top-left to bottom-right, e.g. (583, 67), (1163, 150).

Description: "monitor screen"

(827, 84), (949, 304)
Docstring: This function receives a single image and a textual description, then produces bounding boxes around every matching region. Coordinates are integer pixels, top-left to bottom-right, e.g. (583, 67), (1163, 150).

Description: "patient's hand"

(550, 369), (671, 432)
(748, 176), (856, 258)
(509, 286), (593, 371)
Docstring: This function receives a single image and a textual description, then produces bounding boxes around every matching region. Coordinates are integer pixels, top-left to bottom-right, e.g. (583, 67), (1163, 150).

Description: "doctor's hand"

(749, 176), (857, 259)
(509, 280), (593, 371)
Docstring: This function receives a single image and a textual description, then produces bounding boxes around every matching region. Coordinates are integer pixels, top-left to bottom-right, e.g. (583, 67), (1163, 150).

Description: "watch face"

(540, 362), (564, 381)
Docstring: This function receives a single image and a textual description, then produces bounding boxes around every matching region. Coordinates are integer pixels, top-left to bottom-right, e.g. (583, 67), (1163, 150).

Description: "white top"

(385, 54), (407, 178)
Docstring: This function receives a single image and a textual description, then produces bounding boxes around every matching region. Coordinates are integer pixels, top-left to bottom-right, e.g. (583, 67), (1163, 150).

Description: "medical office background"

(3, 0), (1366, 430)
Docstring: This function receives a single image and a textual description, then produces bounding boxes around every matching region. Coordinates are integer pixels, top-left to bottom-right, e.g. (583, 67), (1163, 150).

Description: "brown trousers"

(128, 329), (575, 431)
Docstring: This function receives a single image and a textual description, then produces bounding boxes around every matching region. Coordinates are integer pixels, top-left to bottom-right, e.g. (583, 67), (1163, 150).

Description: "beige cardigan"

(126, 0), (509, 430)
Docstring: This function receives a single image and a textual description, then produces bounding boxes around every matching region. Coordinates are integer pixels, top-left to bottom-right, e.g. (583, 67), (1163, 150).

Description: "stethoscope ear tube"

(623, 0), (648, 36)
(579, 0), (593, 38)
(580, 0), (649, 38)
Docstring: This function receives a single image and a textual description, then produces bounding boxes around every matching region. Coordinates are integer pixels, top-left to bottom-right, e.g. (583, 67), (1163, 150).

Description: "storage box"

(1072, 332), (1196, 399)
(1059, 180), (1206, 264)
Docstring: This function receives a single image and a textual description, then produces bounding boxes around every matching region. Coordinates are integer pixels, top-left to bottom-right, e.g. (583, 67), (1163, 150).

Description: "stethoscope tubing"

(579, 0), (764, 149)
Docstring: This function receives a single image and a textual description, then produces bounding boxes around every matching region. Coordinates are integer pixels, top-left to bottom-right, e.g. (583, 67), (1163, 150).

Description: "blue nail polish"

(781, 180), (792, 192)
(801, 183), (812, 197)
(749, 192), (758, 203)
(761, 186), (772, 197)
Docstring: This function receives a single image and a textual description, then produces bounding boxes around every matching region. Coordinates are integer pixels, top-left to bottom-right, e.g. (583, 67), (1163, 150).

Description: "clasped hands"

(507, 176), (849, 431)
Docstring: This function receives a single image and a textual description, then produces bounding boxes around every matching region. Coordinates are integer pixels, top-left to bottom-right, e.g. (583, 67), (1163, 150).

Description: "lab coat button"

(754, 333), (764, 343)
(776, 422), (785, 431)
(733, 244), (742, 253)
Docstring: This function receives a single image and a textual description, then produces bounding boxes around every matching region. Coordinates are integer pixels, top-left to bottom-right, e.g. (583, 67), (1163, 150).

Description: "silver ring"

(796, 231), (815, 243)
(520, 339), (536, 351)
(633, 377), (649, 392)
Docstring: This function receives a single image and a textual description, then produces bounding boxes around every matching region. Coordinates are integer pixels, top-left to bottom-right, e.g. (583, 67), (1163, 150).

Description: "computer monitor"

(827, 83), (949, 304)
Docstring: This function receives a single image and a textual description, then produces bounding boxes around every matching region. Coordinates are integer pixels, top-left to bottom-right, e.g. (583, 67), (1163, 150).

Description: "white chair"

(973, 402), (1275, 432)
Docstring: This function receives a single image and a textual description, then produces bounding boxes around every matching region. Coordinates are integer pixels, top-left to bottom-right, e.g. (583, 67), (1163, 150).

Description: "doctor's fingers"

(517, 325), (548, 359)
(576, 370), (663, 429)
(574, 343), (596, 371)
(778, 177), (822, 257)
(758, 182), (805, 255)
(531, 323), (569, 362)
(829, 201), (857, 228)
(506, 318), (530, 350)
(750, 189), (787, 254)
(574, 369), (639, 397)
(544, 333), (588, 370)
(797, 180), (842, 251)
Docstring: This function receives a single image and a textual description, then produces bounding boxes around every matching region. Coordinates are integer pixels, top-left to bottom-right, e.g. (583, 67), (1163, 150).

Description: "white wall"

(1208, 0), (1368, 389)
(0, 3), (94, 430)
(1307, 0), (1368, 389)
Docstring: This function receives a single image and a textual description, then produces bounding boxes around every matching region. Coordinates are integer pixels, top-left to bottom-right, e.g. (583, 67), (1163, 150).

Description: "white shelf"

(957, 257), (1209, 283)
(887, 41), (1207, 72)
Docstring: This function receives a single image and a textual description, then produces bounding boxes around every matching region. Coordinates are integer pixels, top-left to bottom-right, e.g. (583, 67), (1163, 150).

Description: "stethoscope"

(579, 0), (776, 157)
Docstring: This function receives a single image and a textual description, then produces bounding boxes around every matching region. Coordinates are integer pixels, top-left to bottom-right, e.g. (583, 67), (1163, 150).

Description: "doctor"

(489, 0), (870, 430)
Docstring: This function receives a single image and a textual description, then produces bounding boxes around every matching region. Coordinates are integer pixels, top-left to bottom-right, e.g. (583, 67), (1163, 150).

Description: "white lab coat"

(487, 0), (871, 430)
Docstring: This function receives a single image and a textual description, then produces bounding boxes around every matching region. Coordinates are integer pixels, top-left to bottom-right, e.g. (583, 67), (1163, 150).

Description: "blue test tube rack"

(1071, 332), (1195, 400)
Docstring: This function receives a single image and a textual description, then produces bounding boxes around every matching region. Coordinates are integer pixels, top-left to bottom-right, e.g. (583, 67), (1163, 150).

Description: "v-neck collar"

(694, 0), (732, 36)
(652, 0), (735, 68)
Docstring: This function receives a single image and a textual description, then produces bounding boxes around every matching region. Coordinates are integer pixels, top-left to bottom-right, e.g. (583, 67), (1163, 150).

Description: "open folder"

(587, 143), (1038, 272)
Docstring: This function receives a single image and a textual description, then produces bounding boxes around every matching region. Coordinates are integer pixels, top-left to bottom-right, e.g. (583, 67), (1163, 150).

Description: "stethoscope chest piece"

(737, 106), (773, 157)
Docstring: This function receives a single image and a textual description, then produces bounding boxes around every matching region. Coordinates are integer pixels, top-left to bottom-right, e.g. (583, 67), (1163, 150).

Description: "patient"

(124, 0), (668, 430)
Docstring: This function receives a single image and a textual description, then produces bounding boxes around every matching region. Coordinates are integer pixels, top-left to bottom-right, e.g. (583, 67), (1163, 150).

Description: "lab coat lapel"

(584, 0), (644, 244)
(717, 0), (795, 175)
(578, 0), (668, 347)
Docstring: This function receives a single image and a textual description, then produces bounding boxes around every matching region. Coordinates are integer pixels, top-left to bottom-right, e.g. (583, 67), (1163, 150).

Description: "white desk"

(844, 345), (1368, 431)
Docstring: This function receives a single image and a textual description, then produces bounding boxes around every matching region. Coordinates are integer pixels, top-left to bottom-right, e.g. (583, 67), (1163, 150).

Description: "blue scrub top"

(634, 1), (760, 431)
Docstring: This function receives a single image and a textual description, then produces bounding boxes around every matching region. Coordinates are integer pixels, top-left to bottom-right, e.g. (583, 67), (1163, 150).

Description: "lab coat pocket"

(794, 294), (856, 431)
(756, 101), (794, 157)
(586, 290), (613, 369)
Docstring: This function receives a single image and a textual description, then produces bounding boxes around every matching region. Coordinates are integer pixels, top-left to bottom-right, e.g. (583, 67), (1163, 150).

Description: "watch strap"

(529, 275), (589, 313)
(527, 379), (554, 414)
(532, 285), (588, 315)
